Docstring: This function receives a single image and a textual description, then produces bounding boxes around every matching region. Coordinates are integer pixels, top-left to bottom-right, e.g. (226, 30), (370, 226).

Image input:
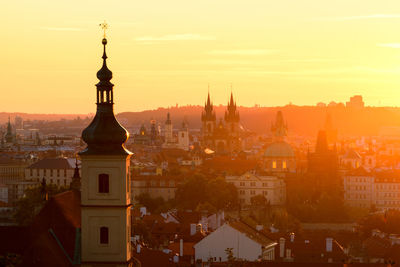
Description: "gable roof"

(22, 190), (81, 266)
(228, 221), (276, 247)
(27, 158), (75, 170)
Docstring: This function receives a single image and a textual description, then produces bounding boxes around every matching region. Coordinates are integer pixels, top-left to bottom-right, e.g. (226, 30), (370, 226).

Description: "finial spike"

(99, 20), (108, 38)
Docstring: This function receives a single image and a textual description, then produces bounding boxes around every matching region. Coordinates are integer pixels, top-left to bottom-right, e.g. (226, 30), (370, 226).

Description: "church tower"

(178, 120), (189, 151)
(201, 92), (216, 148)
(224, 92), (241, 152)
(201, 92), (216, 136)
(271, 111), (288, 141)
(224, 92), (240, 136)
(4, 117), (14, 144)
(79, 34), (133, 265)
(164, 112), (173, 144)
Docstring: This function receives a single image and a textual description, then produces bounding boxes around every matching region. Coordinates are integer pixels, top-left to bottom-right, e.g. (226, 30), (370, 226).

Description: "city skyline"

(3, 0), (400, 113)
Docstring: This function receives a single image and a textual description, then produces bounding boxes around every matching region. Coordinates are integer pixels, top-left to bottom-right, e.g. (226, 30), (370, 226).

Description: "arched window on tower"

(207, 124), (211, 133)
(98, 173), (109, 193)
(100, 226), (109, 244)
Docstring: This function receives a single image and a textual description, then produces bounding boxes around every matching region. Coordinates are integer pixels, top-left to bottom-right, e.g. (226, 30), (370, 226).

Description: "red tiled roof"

(168, 242), (195, 256)
(28, 158), (74, 169)
(347, 166), (371, 176)
(22, 190), (81, 266)
(132, 247), (175, 267)
(211, 263), (390, 267)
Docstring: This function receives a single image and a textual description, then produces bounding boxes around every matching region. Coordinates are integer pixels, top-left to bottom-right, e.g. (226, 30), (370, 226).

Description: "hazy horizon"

(3, 1), (400, 113)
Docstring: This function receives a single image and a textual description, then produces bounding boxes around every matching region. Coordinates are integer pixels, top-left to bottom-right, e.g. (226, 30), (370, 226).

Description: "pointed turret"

(70, 158), (81, 191)
(165, 112), (172, 125)
(80, 37), (131, 156)
(224, 92), (240, 123)
(315, 130), (329, 154)
(201, 91), (216, 122)
(324, 112), (338, 144)
(271, 111), (288, 139)
(4, 117), (13, 143)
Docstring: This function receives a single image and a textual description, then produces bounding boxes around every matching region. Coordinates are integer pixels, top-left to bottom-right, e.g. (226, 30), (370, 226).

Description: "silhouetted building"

(263, 111), (296, 174)
(79, 36), (134, 265)
(346, 95), (364, 108)
(307, 130), (339, 194)
(201, 92), (242, 154)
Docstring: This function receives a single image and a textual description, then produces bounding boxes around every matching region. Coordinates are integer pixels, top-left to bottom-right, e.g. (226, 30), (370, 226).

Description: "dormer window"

(100, 226), (109, 244)
(99, 173), (109, 193)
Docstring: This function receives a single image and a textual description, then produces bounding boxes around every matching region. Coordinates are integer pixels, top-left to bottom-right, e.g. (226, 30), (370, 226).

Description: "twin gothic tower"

(201, 92), (242, 154)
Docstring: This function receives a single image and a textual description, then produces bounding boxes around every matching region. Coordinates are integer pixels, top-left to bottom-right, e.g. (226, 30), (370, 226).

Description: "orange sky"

(2, 0), (400, 113)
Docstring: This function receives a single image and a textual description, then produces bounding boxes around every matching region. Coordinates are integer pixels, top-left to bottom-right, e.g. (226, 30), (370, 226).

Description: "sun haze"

(2, 0), (400, 113)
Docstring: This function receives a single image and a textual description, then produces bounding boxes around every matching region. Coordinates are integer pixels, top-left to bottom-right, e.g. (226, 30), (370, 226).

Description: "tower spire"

(80, 25), (131, 156)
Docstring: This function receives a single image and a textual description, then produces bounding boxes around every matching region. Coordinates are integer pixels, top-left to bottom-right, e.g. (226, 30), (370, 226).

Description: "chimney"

(290, 232), (295, 242)
(173, 254), (179, 263)
(279, 238), (285, 258)
(190, 223), (197, 236)
(180, 239), (184, 257)
(326, 237), (333, 252)
(136, 244), (141, 254)
(140, 207), (147, 217)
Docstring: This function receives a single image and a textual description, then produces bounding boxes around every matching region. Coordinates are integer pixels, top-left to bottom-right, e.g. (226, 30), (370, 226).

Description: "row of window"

(239, 190), (269, 196)
(347, 193), (400, 200)
(346, 185), (400, 191)
(239, 182), (271, 187)
(29, 168), (68, 177)
(271, 161), (287, 169)
(37, 178), (69, 186)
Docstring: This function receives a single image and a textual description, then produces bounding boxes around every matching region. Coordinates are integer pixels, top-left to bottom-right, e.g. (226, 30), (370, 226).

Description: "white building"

(226, 172), (286, 206)
(344, 167), (400, 210)
(194, 221), (276, 262)
(25, 157), (78, 187)
(343, 167), (374, 208)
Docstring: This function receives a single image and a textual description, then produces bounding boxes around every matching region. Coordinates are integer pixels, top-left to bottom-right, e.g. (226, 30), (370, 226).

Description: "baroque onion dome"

(80, 38), (131, 155)
(201, 92), (216, 122)
(224, 92), (240, 123)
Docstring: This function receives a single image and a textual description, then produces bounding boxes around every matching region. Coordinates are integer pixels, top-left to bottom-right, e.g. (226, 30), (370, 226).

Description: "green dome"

(264, 141), (295, 158)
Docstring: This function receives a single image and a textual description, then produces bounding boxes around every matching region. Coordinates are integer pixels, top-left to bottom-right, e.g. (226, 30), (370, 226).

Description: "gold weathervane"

(99, 21), (108, 38)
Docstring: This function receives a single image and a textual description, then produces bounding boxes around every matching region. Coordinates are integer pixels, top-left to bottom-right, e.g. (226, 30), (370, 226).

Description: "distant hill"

(117, 105), (400, 138)
(0, 112), (92, 123)
(2, 105), (400, 138)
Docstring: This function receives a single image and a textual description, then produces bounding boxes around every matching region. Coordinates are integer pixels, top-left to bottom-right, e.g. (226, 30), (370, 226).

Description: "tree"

(225, 247), (235, 263)
(175, 175), (239, 211)
(135, 193), (166, 213)
(206, 177), (238, 210)
(14, 184), (68, 226)
(358, 210), (400, 236)
(175, 175), (209, 210)
(250, 194), (268, 206)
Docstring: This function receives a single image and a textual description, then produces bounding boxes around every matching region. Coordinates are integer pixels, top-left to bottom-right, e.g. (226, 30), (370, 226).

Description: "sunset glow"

(3, 0), (400, 113)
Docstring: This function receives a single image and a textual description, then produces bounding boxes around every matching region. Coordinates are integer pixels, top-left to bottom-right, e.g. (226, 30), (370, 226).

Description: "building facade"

(344, 168), (400, 210)
(131, 175), (180, 202)
(226, 172), (286, 206)
(263, 111), (296, 174)
(25, 157), (76, 187)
